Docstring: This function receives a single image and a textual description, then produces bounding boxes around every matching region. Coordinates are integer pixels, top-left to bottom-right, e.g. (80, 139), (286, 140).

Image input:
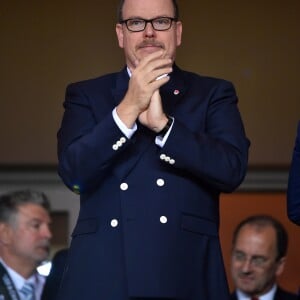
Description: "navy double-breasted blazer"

(287, 121), (300, 226)
(57, 65), (249, 300)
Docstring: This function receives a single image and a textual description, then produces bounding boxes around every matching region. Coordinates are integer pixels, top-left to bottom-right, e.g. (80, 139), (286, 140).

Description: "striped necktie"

(19, 282), (35, 300)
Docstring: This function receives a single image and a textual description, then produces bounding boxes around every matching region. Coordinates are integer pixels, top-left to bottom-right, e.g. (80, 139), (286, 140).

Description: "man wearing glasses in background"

(230, 215), (298, 300)
(57, 0), (249, 299)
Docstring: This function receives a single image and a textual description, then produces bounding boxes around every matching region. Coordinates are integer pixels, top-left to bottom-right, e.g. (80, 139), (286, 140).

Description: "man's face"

(231, 224), (285, 297)
(116, 0), (182, 70)
(8, 203), (52, 267)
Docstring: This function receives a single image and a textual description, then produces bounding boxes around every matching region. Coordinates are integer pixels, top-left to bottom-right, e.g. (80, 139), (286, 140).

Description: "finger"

(140, 60), (172, 82)
(155, 73), (169, 81)
(150, 66), (172, 82)
(150, 74), (170, 89)
(137, 50), (166, 67)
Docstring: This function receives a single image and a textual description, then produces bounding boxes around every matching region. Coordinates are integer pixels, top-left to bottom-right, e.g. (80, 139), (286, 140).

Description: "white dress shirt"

(0, 258), (45, 300)
(236, 284), (277, 300)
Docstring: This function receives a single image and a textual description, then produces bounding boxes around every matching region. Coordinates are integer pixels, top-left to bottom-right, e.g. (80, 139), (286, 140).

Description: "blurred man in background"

(0, 190), (52, 300)
(230, 215), (297, 300)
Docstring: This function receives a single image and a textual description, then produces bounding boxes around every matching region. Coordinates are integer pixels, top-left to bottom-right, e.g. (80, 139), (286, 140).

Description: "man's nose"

(41, 224), (52, 239)
(144, 22), (156, 37)
(241, 259), (253, 273)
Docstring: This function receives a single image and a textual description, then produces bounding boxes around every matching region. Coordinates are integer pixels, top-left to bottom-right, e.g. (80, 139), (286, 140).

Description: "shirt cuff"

(155, 117), (174, 147)
(112, 108), (137, 139)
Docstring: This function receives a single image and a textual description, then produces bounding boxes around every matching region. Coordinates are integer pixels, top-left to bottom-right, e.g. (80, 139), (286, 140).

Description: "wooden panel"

(1, 1), (300, 166)
(50, 211), (69, 248)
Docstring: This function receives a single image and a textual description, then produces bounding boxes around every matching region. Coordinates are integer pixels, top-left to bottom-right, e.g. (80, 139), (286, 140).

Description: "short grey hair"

(117, 0), (179, 22)
(0, 190), (51, 224)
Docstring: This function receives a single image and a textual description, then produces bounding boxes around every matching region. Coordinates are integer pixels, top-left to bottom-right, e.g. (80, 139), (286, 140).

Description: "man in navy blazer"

(287, 121), (300, 226)
(56, 0), (249, 299)
(230, 215), (298, 300)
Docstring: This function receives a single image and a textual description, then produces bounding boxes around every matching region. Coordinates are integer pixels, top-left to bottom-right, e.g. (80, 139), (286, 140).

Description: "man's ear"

(275, 256), (286, 277)
(116, 23), (125, 49)
(0, 223), (12, 245)
(176, 21), (183, 47)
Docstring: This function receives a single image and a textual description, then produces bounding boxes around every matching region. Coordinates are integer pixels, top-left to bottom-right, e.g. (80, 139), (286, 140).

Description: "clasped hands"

(117, 51), (173, 133)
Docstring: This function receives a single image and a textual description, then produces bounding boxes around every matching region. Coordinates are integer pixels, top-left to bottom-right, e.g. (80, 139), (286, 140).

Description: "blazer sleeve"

(162, 79), (250, 192)
(287, 121), (300, 225)
(57, 81), (133, 193)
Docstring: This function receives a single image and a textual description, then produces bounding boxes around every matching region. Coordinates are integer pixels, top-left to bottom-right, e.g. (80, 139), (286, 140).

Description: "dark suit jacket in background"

(230, 286), (298, 300)
(0, 262), (18, 300)
(57, 65), (249, 300)
(287, 121), (300, 225)
(41, 249), (68, 300)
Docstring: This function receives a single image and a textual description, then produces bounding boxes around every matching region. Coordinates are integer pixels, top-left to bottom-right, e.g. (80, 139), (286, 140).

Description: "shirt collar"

(127, 66), (131, 77)
(0, 257), (38, 290)
(236, 284), (277, 300)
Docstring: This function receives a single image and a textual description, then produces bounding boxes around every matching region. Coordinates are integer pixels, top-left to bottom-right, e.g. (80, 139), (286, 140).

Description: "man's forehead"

(235, 226), (277, 255)
(122, 0), (174, 17)
(17, 203), (50, 220)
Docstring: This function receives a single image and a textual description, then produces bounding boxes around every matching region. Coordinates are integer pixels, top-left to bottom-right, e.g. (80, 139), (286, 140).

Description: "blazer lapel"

(160, 64), (187, 116)
(111, 67), (130, 106)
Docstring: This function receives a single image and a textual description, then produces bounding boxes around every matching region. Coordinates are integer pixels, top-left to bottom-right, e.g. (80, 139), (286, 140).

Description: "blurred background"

(1, 0), (299, 292)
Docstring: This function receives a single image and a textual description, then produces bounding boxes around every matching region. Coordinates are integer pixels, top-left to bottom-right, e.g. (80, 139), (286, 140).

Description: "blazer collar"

(111, 67), (130, 105)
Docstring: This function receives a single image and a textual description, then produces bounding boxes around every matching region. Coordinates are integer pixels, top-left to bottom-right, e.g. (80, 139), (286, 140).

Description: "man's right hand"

(116, 50), (172, 129)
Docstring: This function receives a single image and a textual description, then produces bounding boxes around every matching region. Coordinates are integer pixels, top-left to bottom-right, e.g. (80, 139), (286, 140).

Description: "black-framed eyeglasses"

(120, 17), (177, 32)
